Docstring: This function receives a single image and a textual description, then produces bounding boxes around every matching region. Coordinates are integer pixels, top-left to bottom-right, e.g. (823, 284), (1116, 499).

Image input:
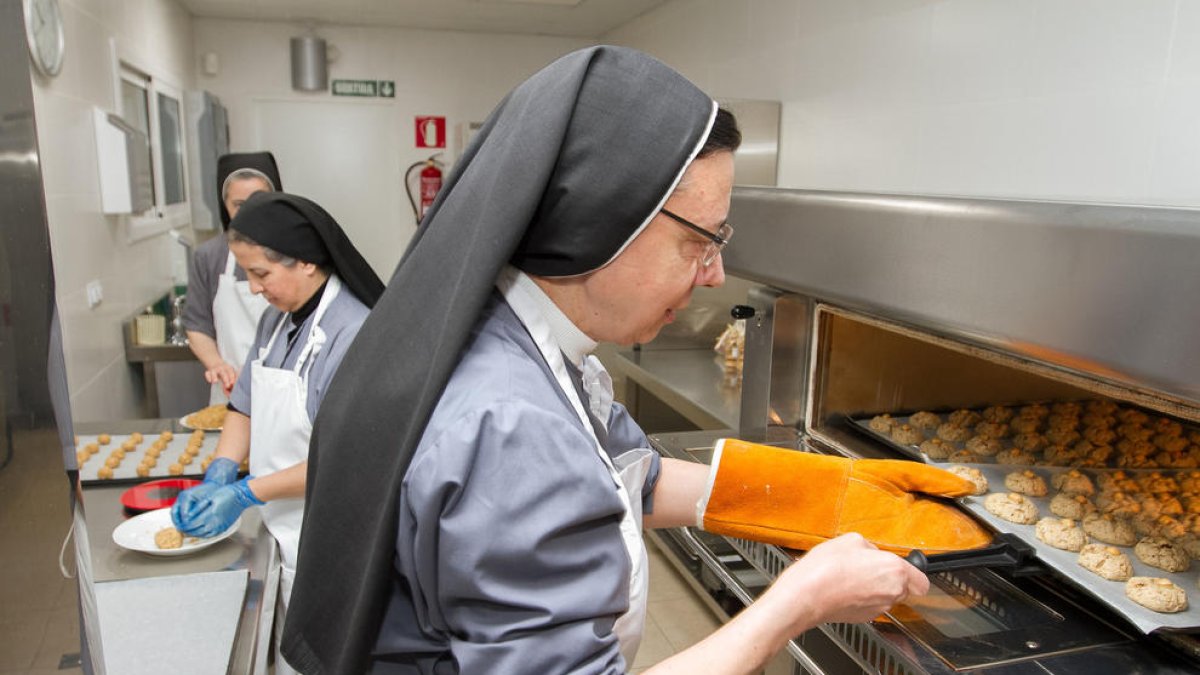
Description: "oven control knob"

(730, 305), (755, 320)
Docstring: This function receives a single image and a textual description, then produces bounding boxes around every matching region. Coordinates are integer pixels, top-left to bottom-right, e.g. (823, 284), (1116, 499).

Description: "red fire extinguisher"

(405, 153), (444, 224)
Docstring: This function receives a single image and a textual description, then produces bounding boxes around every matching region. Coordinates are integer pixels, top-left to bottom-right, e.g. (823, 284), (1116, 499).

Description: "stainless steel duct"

(290, 35), (328, 92)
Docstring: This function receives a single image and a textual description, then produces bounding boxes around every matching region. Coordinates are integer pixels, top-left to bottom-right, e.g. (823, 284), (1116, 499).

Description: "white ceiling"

(178, 0), (670, 38)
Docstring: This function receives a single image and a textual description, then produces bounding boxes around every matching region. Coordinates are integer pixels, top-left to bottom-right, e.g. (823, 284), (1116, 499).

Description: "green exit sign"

(332, 79), (396, 98)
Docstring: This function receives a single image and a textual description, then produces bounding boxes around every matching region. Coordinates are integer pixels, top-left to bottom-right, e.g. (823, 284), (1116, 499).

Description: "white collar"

(496, 265), (596, 369)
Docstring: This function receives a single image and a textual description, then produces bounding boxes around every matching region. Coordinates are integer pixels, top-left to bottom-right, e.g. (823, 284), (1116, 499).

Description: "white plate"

(112, 507), (241, 557)
(177, 415), (222, 432)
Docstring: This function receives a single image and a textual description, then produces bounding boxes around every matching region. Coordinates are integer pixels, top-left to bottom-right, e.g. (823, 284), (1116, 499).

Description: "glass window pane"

(120, 79), (156, 207)
(157, 92), (186, 205)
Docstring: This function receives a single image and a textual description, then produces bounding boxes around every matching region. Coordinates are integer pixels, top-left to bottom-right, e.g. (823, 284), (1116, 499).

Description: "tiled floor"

(0, 428), (83, 675)
(0, 426), (736, 674)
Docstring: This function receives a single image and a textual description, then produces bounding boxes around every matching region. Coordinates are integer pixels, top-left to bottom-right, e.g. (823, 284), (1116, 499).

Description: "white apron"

(211, 252), (270, 404)
(519, 312), (651, 666)
(249, 275), (340, 599)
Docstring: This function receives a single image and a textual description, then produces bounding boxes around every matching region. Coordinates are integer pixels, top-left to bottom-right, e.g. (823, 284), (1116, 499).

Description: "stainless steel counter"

(613, 348), (741, 430)
(78, 419), (276, 675)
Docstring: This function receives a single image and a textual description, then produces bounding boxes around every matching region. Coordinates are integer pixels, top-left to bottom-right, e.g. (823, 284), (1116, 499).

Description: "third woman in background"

(183, 152), (283, 403)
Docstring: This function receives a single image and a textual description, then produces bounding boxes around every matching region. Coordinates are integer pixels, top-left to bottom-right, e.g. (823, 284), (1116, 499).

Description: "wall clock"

(24, 0), (65, 78)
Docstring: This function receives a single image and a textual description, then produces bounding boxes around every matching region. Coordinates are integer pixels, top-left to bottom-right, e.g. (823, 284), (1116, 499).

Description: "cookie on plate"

(1082, 513), (1137, 546)
(1134, 537), (1191, 573)
(947, 465), (988, 495)
(1077, 543), (1133, 581)
(1035, 517), (1087, 551)
(1125, 577), (1188, 613)
(984, 492), (1039, 524)
(1050, 492), (1096, 520)
(1005, 470), (1048, 497)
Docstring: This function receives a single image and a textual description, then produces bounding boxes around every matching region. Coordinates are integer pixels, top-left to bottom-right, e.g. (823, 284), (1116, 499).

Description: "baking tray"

(76, 431), (219, 485)
(962, 463), (1200, 634)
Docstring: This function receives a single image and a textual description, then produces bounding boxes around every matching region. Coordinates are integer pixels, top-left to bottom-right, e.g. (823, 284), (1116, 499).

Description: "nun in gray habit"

(284, 46), (721, 673)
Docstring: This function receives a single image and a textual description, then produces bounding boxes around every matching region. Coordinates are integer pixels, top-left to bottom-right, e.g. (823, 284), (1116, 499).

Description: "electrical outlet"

(86, 280), (103, 309)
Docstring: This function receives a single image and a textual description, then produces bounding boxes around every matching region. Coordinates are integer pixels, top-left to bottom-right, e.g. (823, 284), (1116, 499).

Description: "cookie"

(908, 411), (941, 430)
(869, 414), (897, 433)
(981, 405), (1014, 423)
(919, 438), (954, 460)
(1050, 492), (1096, 520)
(995, 448), (1036, 466)
(947, 465), (988, 495)
(1134, 537), (1191, 573)
(1011, 432), (1047, 452)
(965, 436), (1003, 457)
(974, 421), (1009, 440)
(1125, 577), (1188, 613)
(936, 423), (971, 442)
(1035, 517), (1088, 551)
(1051, 469), (1094, 496)
(1004, 470), (1047, 497)
(984, 492), (1038, 524)
(1082, 513), (1137, 546)
(947, 409), (982, 427)
(947, 450), (979, 464)
(1077, 543), (1133, 581)
(890, 424), (924, 445)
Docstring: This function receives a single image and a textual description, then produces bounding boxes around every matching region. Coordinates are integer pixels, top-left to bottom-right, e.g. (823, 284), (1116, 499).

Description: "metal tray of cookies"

(75, 431), (220, 486)
(960, 464), (1200, 633)
(848, 399), (1200, 469)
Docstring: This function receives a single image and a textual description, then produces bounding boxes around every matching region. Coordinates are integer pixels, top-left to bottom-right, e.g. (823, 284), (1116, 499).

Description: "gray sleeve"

(399, 400), (631, 674)
(228, 309), (279, 414)
(608, 401), (660, 513)
(182, 237), (223, 337)
(304, 296), (369, 421)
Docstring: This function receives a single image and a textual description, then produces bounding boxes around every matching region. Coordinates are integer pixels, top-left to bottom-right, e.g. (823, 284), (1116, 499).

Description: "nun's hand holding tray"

(112, 507), (241, 557)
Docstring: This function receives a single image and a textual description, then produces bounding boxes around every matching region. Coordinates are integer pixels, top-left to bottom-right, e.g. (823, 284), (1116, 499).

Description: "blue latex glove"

(171, 457), (240, 530)
(178, 476), (263, 538)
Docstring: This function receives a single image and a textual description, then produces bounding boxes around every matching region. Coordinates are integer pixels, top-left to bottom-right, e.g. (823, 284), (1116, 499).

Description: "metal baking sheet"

(76, 432), (219, 484)
(961, 464), (1200, 633)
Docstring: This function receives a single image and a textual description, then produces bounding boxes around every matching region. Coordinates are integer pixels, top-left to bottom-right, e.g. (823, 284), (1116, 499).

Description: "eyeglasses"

(660, 208), (733, 267)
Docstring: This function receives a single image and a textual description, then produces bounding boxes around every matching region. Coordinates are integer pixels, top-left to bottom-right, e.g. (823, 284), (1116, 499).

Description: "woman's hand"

(204, 361), (239, 395)
(766, 532), (929, 630)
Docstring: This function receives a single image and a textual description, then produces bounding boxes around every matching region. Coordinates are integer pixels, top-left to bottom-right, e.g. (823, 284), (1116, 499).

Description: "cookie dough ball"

(1046, 427), (1081, 447)
(985, 492), (1039, 524)
(1019, 403), (1049, 419)
(110, 448), (126, 460)
(154, 527), (184, 550)
(919, 438), (955, 460)
(869, 413), (897, 433)
(1082, 513), (1137, 546)
(120, 439), (136, 452)
(135, 465), (151, 477)
(178, 454), (193, 466)
(1077, 543), (1133, 581)
(160, 431), (174, 442)
(890, 424), (924, 445)
(1084, 426), (1117, 445)
(84, 443), (100, 456)
(1125, 577), (1188, 613)
(97, 434), (111, 445)
(190, 429), (205, 443)
(97, 466), (113, 479)
(168, 463), (184, 476)
(1035, 517), (1088, 552)
(129, 432), (143, 444)
(908, 411), (941, 430)
(75, 451), (88, 465)
(1134, 537), (1191, 573)
(936, 423), (971, 443)
(948, 465), (988, 495)
(104, 456), (121, 469)
(1005, 470), (1048, 497)
(1050, 492), (1097, 520)
(995, 448), (1036, 466)
(966, 436), (1003, 457)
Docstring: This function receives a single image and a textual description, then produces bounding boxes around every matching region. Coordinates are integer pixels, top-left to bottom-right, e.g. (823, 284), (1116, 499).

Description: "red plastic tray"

(120, 478), (200, 512)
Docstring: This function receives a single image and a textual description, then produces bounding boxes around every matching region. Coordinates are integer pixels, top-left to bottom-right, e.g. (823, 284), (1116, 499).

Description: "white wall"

(32, 0), (194, 422)
(608, 0), (1200, 207)
(193, 19), (591, 277)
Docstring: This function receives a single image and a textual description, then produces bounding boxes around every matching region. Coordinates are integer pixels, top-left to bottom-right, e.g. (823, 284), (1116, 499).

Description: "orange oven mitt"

(700, 438), (991, 554)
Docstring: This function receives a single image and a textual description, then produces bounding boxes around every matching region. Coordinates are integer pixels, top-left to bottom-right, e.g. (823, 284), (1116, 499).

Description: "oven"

(648, 188), (1200, 673)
